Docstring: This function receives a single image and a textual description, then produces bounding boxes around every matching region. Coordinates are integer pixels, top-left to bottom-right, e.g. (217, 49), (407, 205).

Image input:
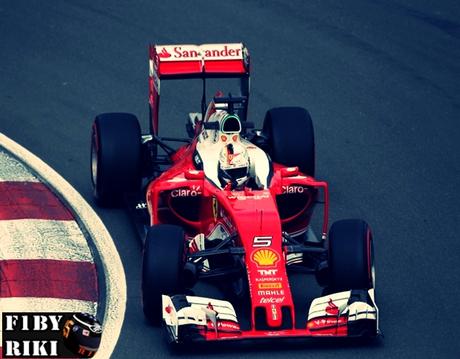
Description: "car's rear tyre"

(90, 113), (142, 206)
(328, 219), (374, 292)
(262, 107), (315, 176)
(142, 224), (185, 325)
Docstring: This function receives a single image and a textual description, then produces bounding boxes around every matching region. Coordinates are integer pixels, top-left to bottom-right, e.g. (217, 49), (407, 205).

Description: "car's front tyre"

(142, 224), (185, 325)
(327, 219), (375, 292)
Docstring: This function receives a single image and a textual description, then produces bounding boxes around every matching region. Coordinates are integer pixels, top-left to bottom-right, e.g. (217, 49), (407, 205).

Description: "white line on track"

(0, 150), (39, 182)
(0, 133), (126, 359)
(0, 297), (98, 316)
(0, 219), (93, 261)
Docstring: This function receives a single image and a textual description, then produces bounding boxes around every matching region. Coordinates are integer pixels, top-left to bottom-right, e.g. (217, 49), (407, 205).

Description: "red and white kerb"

(0, 151), (98, 350)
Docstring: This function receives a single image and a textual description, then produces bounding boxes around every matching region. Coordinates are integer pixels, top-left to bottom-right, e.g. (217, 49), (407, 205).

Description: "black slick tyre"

(90, 113), (141, 206)
(328, 219), (374, 292)
(262, 107), (315, 176)
(142, 224), (185, 325)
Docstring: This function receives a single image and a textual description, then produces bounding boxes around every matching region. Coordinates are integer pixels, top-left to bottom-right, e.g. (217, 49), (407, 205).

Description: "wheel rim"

(371, 243), (376, 289)
(90, 133), (98, 186)
(368, 230), (376, 289)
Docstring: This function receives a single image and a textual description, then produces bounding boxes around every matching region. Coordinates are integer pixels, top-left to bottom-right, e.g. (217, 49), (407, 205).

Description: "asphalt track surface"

(1, 1), (459, 358)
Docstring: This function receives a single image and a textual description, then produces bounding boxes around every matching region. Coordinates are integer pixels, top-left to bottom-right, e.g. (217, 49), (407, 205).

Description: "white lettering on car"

(171, 185), (202, 197)
(282, 185), (305, 194)
(228, 192), (270, 200)
(259, 297), (285, 304)
(253, 236), (272, 247)
(255, 276), (283, 282)
(257, 269), (278, 276)
(257, 290), (285, 296)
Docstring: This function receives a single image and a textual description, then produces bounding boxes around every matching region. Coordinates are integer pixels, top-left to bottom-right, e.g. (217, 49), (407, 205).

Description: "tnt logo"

(2, 312), (102, 358)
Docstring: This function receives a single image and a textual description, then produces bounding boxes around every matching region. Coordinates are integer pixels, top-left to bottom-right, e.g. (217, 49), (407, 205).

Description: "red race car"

(90, 43), (380, 344)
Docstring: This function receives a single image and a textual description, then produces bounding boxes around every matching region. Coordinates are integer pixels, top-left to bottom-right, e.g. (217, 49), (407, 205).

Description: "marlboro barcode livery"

(89, 43), (380, 345)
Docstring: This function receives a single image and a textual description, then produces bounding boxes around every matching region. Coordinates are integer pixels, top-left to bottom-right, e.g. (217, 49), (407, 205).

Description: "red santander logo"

(325, 298), (339, 315)
(158, 47), (172, 58)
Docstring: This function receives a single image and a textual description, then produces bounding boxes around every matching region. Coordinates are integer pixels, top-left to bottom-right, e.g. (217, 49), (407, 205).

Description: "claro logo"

(171, 185), (202, 197)
(282, 185), (305, 194)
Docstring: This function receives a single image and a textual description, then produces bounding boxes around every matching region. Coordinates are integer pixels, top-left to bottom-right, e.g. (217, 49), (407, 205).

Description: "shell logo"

(251, 249), (280, 267)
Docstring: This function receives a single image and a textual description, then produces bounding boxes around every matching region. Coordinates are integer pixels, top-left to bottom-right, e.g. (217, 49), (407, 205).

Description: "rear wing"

(148, 43), (250, 135)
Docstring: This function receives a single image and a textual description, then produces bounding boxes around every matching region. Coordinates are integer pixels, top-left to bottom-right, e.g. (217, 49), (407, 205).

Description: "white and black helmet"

(218, 142), (250, 189)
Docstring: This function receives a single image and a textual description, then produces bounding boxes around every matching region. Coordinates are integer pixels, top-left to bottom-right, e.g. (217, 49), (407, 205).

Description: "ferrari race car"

(90, 43), (380, 344)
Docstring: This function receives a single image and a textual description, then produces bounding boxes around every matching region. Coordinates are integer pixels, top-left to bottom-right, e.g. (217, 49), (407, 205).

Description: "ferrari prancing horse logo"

(212, 196), (218, 222)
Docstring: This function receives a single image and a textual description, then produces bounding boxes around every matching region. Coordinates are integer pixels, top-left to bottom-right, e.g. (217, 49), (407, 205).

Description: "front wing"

(162, 289), (379, 343)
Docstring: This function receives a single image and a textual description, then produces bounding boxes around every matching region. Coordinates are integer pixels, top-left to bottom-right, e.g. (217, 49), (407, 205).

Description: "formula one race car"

(90, 43), (380, 344)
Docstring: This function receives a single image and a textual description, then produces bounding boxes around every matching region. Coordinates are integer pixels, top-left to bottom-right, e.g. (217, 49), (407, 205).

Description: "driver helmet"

(62, 312), (102, 358)
(218, 142), (250, 189)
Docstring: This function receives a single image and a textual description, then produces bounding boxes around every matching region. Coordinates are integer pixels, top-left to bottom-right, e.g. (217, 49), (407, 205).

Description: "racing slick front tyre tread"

(328, 219), (374, 292)
(91, 112), (142, 207)
(262, 107), (315, 177)
(142, 224), (185, 325)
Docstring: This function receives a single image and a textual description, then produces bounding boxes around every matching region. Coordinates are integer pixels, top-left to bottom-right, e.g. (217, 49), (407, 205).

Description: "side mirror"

(185, 169), (205, 180)
(280, 166), (299, 177)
